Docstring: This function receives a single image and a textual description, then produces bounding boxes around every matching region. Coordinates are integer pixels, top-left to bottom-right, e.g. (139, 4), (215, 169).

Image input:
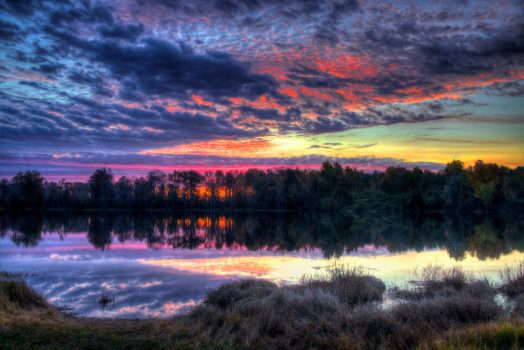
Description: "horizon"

(2, 158), (521, 183)
(1, 0), (523, 180)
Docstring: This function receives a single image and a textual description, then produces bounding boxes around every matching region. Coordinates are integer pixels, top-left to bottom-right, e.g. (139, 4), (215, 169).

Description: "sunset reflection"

(139, 249), (524, 285)
(1, 212), (523, 319)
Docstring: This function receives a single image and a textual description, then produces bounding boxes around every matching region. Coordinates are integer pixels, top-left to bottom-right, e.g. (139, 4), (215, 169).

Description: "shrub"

(300, 265), (386, 307)
(204, 279), (278, 309)
(391, 296), (501, 331)
(186, 283), (356, 350)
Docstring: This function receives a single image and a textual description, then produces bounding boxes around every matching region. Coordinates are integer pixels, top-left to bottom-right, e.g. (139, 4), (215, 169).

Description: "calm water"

(1, 211), (523, 318)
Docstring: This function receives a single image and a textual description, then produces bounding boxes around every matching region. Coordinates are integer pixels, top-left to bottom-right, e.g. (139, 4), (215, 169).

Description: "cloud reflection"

(1, 212), (523, 318)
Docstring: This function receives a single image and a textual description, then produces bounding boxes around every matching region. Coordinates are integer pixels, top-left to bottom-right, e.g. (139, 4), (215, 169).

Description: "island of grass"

(1, 264), (524, 350)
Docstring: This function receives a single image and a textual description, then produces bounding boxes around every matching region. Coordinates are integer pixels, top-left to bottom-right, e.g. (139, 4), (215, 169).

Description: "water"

(1, 211), (522, 318)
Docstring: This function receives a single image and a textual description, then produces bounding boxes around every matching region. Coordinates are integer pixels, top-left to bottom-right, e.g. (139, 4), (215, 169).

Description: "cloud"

(0, 19), (20, 42)
(97, 23), (145, 41)
(0, 0), (522, 172)
(0, 152), (446, 180)
(353, 143), (377, 148)
(46, 30), (279, 101)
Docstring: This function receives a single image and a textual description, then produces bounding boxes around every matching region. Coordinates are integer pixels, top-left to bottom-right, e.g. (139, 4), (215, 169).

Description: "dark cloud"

(0, 0), (41, 16)
(45, 26), (279, 101)
(68, 70), (114, 97)
(33, 63), (65, 77)
(234, 106), (301, 122)
(0, 96), (260, 153)
(0, 19), (20, 42)
(353, 143), (377, 149)
(48, 2), (114, 28)
(97, 23), (144, 41)
(287, 67), (348, 89)
(279, 102), (455, 135)
(361, 19), (524, 78)
(485, 81), (524, 97)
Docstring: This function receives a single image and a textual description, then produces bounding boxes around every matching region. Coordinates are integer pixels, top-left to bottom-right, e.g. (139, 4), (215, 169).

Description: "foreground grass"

(1, 264), (524, 350)
(435, 322), (524, 350)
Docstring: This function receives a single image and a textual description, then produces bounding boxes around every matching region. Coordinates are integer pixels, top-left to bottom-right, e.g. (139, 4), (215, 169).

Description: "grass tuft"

(393, 264), (494, 300)
(0, 273), (48, 310)
(204, 279), (277, 309)
(300, 264), (386, 307)
(499, 261), (524, 298)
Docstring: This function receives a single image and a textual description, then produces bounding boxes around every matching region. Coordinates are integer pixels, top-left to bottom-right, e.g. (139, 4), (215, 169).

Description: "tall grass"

(0, 273), (48, 310)
(499, 261), (524, 298)
(393, 264), (494, 300)
(300, 264), (386, 307)
(2, 264), (524, 350)
(435, 322), (524, 350)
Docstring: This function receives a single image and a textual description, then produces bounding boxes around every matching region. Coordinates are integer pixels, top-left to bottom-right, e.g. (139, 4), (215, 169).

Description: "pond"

(0, 211), (522, 318)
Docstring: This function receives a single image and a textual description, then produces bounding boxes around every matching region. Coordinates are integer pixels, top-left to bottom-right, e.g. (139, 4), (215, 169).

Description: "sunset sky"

(1, 0), (523, 179)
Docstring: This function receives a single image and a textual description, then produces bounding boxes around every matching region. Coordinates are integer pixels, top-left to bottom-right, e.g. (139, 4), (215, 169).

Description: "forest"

(0, 160), (523, 213)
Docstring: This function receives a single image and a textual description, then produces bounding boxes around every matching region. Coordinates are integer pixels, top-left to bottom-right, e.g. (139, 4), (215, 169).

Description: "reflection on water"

(0, 211), (523, 318)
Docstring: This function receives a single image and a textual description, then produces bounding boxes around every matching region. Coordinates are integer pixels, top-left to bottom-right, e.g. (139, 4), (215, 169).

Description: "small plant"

(97, 294), (115, 309)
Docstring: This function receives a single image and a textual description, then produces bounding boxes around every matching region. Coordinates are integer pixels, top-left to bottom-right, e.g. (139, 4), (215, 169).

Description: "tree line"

(0, 160), (522, 213)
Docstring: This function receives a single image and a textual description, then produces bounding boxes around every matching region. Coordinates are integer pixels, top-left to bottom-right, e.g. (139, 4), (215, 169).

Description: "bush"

(186, 287), (354, 350)
(300, 265), (386, 307)
(204, 279), (277, 309)
(392, 296), (501, 330)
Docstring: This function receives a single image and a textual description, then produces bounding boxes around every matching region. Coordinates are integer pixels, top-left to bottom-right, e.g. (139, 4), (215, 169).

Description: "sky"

(0, 0), (523, 179)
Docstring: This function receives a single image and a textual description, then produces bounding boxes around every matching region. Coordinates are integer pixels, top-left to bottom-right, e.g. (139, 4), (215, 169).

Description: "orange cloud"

(141, 138), (273, 157)
(192, 94), (213, 106)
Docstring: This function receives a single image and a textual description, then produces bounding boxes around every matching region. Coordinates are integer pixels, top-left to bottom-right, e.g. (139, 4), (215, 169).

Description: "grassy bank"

(1, 264), (524, 350)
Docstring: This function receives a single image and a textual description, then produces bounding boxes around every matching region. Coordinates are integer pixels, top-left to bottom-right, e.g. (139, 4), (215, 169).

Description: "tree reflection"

(1, 211), (523, 260)
(87, 215), (113, 251)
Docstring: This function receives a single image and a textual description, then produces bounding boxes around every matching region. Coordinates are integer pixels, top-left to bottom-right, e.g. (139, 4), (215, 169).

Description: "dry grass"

(0, 272), (48, 310)
(392, 264), (494, 300)
(300, 264), (386, 307)
(204, 279), (278, 309)
(512, 295), (524, 320)
(499, 261), (524, 298)
(434, 322), (524, 350)
(2, 264), (524, 349)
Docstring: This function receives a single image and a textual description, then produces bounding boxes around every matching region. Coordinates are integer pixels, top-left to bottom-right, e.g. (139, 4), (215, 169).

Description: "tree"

(88, 168), (114, 208)
(115, 176), (133, 208)
(444, 160), (465, 177)
(11, 171), (44, 208)
(147, 170), (167, 208)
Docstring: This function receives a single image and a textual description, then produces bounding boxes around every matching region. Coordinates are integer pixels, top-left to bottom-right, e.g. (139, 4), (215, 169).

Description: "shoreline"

(2, 264), (524, 349)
